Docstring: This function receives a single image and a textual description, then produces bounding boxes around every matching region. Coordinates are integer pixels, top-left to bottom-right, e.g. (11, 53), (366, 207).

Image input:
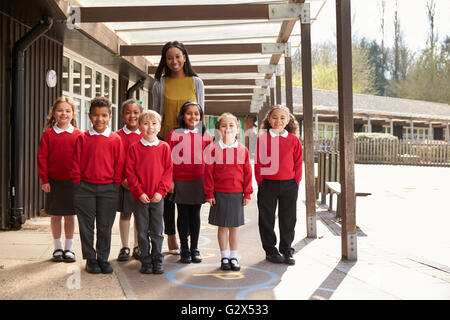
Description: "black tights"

(176, 204), (201, 252)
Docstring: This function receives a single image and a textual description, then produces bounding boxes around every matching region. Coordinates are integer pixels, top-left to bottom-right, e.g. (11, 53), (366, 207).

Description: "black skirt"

(174, 179), (205, 205)
(208, 192), (244, 227)
(44, 178), (76, 216)
(117, 185), (134, 213)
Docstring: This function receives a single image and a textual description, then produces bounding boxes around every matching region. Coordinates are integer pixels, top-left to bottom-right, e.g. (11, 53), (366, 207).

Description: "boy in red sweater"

(126, 110), (173, 274)
(72, 97), (124, 274)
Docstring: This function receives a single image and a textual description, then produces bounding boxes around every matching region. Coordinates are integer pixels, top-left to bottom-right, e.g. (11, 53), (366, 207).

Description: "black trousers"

(257, 179), (299, 255)
(74, 181), (119, 261)
(176, 204), (201, 252)
(134, 200), (164, 264)
(163, 195), (176, 235)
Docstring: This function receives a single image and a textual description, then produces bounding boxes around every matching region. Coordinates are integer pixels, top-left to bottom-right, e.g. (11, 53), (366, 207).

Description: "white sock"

(230, 250), (239, 259)
(221, 250), (230, 259)
(65, 238), (74, 251)
(54, 238), (63, 255)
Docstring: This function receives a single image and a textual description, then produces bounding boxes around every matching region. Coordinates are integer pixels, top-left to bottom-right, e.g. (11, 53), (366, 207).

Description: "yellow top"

(160, 76), (197, 140)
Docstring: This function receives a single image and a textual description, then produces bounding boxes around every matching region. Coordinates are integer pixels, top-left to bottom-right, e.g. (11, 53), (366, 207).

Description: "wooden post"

(270, 87), (275, 107)
(276, 73), (282, 105)
(284, 44), (293, 113)
(301, 20), (316, 238)
(446, 123), (449, 141)
(336, 0), (357, 260)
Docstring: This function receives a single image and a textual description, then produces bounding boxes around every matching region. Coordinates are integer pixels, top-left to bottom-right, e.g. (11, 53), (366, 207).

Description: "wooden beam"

(205, 95), (253, 101)
(276, 75), (282, 105)
(203, 79), (257, 86)
(121, 43), (263, 56)
(336, 0), (357, 261)
(206, 88), (254, 94)
(205, 101), (252, 116)
(79, 4), (270, 22)
(149, 65), (260, 74)
(284, 56), (293, 112)
(301, 21), (316, 239)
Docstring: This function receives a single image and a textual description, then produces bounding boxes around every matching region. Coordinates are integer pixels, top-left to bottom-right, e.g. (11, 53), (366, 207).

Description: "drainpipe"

(126, 78), (146, 100)
(10, 17), (53, 230)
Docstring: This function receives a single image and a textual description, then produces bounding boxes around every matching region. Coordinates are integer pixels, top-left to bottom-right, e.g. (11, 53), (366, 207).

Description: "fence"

(314, 138), (450, 167)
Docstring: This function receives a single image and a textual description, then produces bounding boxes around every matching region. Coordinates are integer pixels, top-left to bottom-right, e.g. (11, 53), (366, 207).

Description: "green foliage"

(354, 132), (398, 141)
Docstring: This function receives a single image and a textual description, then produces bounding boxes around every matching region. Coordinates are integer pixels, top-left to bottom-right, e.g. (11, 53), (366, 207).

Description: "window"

(62, 49), (118, 131)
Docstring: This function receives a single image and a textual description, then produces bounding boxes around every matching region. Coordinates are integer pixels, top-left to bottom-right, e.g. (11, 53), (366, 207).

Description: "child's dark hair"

(154, 41), (197, 81)
(90, 96), (112, 114)
(260, 105), (299, 136)
(121, 98), (143, 115)
(177, 101), (206, 135)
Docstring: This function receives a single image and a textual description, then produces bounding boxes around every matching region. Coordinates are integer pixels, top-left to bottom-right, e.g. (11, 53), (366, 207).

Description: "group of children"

(37, 95), (303, 275)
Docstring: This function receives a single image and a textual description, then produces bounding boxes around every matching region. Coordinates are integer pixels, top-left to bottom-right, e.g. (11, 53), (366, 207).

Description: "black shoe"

(140, 263), (153, 274)
(191, 249), (202, 263)
(229, 258), (241, 271)
(152, 262), (164, 274)
(283, 250), (296, 265)
(86, 259), (102, 274)
(63, 250), (76, 263)
(51, 249), (64, 262)
(117, 247), (130, 261)
(180, 250), (192, 264)
(265, 252), (285, 264)
(132, 246), (141, 260)
(97, 260), (113, 274)
(220, 258), (231, 271)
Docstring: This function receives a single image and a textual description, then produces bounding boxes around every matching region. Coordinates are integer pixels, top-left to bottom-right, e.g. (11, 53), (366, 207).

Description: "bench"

(325, 181), (372, 219)
(316, 152), (340, 204)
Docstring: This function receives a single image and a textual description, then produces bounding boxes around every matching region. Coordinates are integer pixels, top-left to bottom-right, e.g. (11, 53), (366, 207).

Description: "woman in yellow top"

(152, 41), (205, 255)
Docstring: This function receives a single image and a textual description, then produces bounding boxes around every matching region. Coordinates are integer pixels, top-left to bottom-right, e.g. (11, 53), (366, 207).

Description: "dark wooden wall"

(0, 11), (62, 229)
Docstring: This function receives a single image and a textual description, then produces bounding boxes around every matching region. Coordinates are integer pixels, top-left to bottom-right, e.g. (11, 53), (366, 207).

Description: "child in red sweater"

(204, 112), (253, 271)
(126, 110), (173, 274)
(116, 99), (143, 262)
(37, 97), (82, 263)
(72, 97), (124, 274)
(255, 105), (303, 265)
(167, 101), (212, 264)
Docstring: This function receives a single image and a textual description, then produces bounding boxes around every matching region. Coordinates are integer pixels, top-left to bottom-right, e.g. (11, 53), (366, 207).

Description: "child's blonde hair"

(44, 96), (77, 131)
(139, 110), (161, 125)
(260, 105), (299, 136)
(214, 112), (240, 141)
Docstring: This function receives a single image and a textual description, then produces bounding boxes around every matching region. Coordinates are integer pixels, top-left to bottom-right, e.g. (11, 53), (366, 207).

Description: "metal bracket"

(284, 42), (292, 58)
(255, 79), (271, 87)
(346, 233), (358, 261)
(253, 88), (268, 95)
(275, 65), (281, 77)
(307, 216), (317, 238)
(257, 65), (277, 74)
(268, 3), (310, 24)
(261, 43), (288, 55)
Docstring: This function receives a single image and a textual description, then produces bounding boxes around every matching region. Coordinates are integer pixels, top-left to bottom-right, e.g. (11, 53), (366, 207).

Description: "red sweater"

(71, 130), (124, 185)
(37, 127), (83, 184)
(254, 132), (303, 185)
(204, 142), (253, 200)
(167, 129), (212, 181)
(126, 140), (173, 200)
(116, 128), (143, 178)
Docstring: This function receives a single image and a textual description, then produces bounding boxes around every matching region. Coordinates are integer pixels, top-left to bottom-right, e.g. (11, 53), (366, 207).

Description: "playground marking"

(193, 272), (244, 280)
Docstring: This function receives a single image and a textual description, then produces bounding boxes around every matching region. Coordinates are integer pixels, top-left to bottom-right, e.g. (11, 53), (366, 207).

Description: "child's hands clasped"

(139, 193), (151, 204)
(151, 192), (162, 203)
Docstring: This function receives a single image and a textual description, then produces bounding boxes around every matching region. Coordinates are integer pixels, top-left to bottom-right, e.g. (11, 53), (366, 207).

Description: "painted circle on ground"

(165, 263), (279, 291)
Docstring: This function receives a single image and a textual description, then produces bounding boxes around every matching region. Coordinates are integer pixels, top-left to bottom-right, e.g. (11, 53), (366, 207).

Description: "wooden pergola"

(70, 0), (357, 260)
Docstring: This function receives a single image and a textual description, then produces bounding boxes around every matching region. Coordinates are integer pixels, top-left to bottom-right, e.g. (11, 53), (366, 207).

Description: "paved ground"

(1, 164), (450, 301)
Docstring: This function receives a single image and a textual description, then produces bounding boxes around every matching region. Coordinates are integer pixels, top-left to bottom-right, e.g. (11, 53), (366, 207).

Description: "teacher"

(152, 41), (205, 255)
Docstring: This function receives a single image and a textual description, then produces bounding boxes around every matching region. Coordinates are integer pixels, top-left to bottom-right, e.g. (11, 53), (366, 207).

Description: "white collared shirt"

(89, 126), (111, 137)
(184, 127), (199, 134)
(218, 139), (238, 149)
(53, 124), (74, 134)
(140, 137), (159, 147)
(123, 125), (141, 135)
(269, 129), (288, 138)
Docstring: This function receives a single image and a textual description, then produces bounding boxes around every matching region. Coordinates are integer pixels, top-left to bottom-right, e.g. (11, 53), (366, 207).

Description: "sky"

(311, 0), (450, 52)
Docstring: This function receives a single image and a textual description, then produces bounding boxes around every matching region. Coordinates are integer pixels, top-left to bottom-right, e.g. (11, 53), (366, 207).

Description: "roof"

(288, 87), (450, 122)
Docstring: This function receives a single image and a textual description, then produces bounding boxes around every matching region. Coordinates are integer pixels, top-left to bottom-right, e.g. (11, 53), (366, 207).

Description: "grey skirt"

(174, 179), (205, 205)
(117, 185), (134, 213)
(44, 178), (76, 216)
(208, 192), (244, 227)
